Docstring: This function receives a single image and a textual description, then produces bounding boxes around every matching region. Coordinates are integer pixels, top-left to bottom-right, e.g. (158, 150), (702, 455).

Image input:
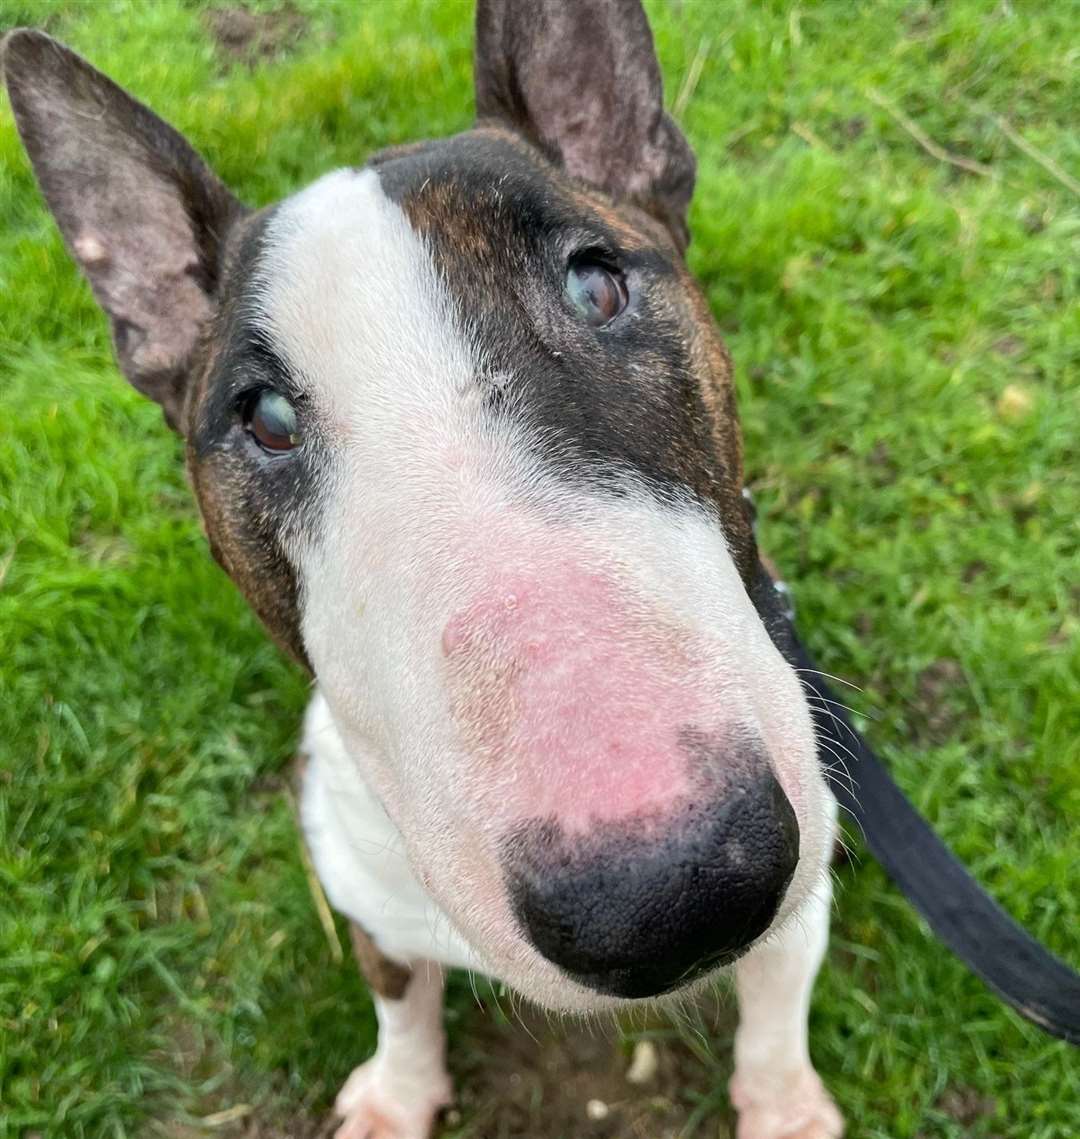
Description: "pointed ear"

(1, 30), (244, 431)
(474, 0), (696, 251)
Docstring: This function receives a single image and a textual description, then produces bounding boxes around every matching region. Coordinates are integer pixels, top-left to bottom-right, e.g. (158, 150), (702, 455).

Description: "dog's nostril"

(504, 768), (799, 1000)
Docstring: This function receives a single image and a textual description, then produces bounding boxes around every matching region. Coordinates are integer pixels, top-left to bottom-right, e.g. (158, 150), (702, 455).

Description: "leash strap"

(752, 563), (1080, 1045)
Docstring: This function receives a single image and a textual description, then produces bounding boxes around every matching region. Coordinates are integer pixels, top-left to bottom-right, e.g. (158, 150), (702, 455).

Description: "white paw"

(334, 1058), (453, 1139)
(730, 1067), (844, 1139)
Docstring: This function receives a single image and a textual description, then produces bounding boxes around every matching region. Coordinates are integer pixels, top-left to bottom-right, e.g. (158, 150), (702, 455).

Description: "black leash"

(751, 562), (1080, 1045)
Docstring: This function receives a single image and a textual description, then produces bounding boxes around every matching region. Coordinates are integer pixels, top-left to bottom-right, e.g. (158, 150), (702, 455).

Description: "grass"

(1, 0), (1077, 1136)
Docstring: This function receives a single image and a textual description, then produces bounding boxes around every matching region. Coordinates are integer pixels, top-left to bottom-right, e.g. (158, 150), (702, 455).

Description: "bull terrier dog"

(3, 2), (847, 1136)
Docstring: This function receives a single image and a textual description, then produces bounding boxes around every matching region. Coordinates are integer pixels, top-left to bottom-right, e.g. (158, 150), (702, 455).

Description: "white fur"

(300, 691), (478, 972)
(333, 963), (452, 1139)
(732, 830), (844, 1138)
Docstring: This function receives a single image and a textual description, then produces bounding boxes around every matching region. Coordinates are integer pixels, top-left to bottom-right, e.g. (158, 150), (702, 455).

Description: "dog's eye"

(566, 258), (628, 327)
(244, 390), (299, 453)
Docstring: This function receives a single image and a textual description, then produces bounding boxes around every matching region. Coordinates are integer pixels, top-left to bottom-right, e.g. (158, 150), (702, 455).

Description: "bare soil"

(446, 1002), (734, 1138)
(205, 4), (308, 65)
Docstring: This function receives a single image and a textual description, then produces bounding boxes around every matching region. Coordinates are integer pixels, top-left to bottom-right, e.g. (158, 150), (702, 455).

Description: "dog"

(3, 2), (846, 1136)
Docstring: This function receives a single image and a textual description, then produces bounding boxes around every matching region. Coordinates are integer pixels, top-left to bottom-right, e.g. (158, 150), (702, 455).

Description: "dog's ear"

(1, 30), (243, 431)
(474, 0), (695, 250)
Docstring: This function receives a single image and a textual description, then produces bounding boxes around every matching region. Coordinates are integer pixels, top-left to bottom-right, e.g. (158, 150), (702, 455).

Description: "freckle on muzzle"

(501, 733), (800, 1000)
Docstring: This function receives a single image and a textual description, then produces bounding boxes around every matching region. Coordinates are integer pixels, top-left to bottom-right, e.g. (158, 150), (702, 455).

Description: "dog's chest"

(299, 691), (479, 971)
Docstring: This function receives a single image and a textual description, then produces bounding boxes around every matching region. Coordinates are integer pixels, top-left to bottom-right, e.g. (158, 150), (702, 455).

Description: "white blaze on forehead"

(250, 163), (526, 775)
(254, 167), (477, 455)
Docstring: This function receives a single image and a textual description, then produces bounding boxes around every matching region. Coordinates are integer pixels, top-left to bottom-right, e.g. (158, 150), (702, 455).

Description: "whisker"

(797, 674), (865, 751)
(800, 680), (867, 746)
(822, 763), (857, 798)
(507, 986), (538, 1042)
(805, 690), (875, 725)
(466, 966), (485, 1012)
(820, 742), (858, 786)
(819, 746), (863, 816)
(793, 665), (864, 693)
(833, 827), (861, 866)
(817, 728), (862, 775)
(836, 795), (869, 845)
(806, 700), (865, 768)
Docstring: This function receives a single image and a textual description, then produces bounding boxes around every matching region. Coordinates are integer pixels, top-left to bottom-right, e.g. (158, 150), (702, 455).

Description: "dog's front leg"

(334, 926), (452, 1139)
(729, 877), (844, 1139)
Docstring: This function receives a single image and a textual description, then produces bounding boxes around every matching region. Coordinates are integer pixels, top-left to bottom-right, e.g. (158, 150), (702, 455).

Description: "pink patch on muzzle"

(441, 564), (714, 831)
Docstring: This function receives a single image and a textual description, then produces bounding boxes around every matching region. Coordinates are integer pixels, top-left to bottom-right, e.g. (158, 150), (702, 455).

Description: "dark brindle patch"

(371, 129), (756, 579)
(185, 208), (327, 668)
(348, 923), (413, 1001)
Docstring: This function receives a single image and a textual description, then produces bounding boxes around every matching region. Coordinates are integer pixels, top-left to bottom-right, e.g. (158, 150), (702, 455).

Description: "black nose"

(504, 768), (799, 999)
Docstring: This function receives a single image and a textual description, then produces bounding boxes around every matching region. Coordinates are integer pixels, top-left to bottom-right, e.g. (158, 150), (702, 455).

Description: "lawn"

(0, 0), (1077, 1136)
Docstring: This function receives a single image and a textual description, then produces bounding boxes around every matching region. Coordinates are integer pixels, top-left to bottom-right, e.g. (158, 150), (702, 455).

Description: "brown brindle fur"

(184, 208), (312, 668)
(680, 267), (754, 571)
(349, 923), (414, 1002)
(191, 445), (310, 665)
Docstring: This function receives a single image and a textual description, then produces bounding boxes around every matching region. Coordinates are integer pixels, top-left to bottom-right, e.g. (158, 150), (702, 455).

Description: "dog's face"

(3, 0), (833, 1010)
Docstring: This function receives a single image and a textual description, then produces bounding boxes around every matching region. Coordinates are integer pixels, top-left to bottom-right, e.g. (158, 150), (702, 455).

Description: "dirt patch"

(444, 1002), (735, 1138)
(934, 1084), (997, 1125)
(866, 439), (898, 487)
(991, 334), (1024, 358)
(903, 5), (937, 37)
(205, 4), (308, 65)
(831, 115), (866, 146)
(914, 658), (967, 743)
(235, 1114), (336, 1139)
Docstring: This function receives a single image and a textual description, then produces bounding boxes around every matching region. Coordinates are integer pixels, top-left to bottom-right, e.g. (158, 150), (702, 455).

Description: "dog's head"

(3, 0), (833, 1009)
